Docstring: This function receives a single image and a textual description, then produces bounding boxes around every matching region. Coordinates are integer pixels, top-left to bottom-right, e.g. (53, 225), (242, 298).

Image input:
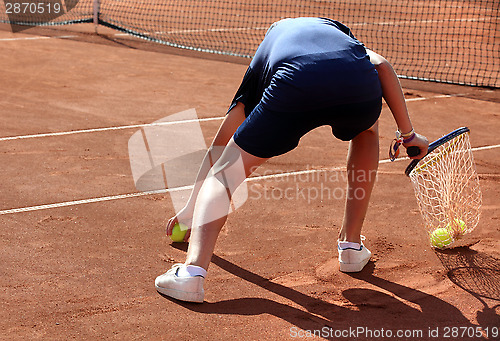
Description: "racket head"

(405, 127), (470, 176)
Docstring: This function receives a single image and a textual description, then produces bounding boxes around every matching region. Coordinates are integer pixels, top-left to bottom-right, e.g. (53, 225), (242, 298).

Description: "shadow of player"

(162, 244), (477, 340)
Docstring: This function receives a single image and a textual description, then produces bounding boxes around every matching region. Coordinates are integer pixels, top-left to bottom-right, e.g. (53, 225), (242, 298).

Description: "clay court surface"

(0, 24), (499, 340)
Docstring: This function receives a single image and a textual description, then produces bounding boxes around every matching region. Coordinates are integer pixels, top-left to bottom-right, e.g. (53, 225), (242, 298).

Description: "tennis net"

(1, 0), (498, 88)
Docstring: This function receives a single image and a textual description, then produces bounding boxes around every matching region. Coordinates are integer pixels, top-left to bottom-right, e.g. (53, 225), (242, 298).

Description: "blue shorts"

(233, 98), (382, 158)
(229, 17), (383, 158)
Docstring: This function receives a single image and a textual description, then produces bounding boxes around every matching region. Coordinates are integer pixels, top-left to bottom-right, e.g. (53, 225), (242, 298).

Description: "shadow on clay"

(159, 244), (481, 340)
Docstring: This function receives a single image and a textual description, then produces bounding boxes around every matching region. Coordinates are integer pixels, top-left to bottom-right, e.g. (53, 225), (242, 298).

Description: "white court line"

(0, 35), (78, 41)
(0, 27), (266, 41)
(0, 117), (224, 142)
(0, 94), (461, 142)
(350, 16), (491, 27)
(0, 16), (492, 42)
(405, 94), (465, 102)
(0, 143), (498, 215)
(151, 26), (268, 35)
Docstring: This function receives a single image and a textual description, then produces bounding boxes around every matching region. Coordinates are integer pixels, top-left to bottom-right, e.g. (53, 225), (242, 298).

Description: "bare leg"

(166, 103), (247, 239)
(185, 137), (268, 270)
(182, 102), (247, 213)
(338, 122), (379, 243)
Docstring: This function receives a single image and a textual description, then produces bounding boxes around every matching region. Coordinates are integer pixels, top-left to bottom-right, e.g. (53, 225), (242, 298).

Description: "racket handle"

(407, 146), (420, 157)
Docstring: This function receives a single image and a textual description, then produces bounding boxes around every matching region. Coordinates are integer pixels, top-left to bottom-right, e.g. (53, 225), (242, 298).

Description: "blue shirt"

(237, 17), (382, 114)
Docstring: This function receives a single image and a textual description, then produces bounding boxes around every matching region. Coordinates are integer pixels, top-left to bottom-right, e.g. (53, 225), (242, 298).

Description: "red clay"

(0, 25), (498, 340)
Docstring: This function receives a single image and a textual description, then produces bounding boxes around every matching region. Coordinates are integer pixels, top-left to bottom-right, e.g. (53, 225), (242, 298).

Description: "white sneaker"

(338, 237), (372, 273)
(155, 264), (205, 303)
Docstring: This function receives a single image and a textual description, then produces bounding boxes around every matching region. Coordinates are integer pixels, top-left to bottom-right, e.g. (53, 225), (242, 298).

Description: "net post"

(93, 0), (100, 33)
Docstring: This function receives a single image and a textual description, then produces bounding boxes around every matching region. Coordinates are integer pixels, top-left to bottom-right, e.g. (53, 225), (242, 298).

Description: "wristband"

(396, 128), (414, 139)
(390, 129), (416, 161)
(403, 132), (416, 143)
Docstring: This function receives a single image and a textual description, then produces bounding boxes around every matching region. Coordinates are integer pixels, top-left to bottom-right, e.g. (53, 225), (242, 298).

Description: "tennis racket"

(404, 127), (482, 249)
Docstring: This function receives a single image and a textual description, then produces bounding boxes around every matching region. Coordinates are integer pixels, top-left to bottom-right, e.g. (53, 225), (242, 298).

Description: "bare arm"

(366, 49), (413, 133)
(366, 49), (428, 158)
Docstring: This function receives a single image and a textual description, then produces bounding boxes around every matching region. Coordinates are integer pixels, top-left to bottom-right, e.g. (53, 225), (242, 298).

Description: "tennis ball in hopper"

(429, 228), (453, 248)
(448, 218), (467, 236)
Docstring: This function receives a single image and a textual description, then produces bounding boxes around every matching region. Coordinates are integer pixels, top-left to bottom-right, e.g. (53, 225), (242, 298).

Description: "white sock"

(176, 264), (207, 278)
(338, 241), (361, 250)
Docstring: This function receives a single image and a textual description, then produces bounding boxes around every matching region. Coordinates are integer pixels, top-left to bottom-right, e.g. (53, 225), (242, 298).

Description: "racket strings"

(409, 133), (482, 245)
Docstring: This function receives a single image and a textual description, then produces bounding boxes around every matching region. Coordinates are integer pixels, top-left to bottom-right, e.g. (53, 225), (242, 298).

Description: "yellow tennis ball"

(170, 222), (188, 242)
(448, 218), (467, 236)
(430, 228), (453, 248)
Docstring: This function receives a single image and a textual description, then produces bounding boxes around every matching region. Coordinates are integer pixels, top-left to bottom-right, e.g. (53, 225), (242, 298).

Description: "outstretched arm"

(366, 49), (428, 158)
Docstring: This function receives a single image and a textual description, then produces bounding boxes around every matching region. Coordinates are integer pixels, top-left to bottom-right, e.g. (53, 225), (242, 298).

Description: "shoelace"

(167, 263), (184, 275)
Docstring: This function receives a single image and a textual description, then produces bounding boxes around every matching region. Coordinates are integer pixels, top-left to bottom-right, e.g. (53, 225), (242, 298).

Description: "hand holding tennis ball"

(429, 228), (453, 248)
(169, 222), (189, 242)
